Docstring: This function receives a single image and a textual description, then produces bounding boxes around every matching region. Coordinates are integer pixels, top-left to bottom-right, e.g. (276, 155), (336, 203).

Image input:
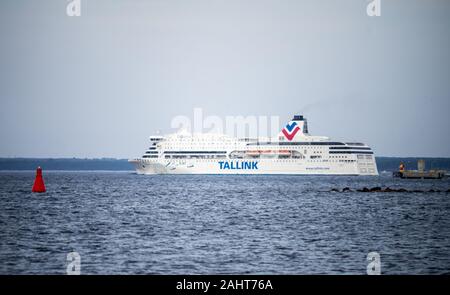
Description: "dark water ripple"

(0, 171), (449, 274)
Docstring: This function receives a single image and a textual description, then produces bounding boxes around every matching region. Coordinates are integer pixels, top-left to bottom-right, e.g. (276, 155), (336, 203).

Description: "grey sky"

(0, 0), (449, 158)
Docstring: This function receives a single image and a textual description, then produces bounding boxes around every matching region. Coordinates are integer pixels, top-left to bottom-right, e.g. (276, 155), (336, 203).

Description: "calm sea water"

(0, 171), (449, 274)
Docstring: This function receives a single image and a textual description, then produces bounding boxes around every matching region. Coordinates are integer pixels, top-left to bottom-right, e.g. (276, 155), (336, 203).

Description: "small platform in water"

(393, 159), (447, 179)
(393, 170), (446, 179)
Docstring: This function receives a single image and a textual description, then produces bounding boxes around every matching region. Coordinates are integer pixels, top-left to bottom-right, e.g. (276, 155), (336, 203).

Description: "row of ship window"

(142, 155), (360, 160)
(150, 139), (367, 146)
(143, 153), (359, 159)
(153, 145), (370, 153)
(141, 158), (357, 163)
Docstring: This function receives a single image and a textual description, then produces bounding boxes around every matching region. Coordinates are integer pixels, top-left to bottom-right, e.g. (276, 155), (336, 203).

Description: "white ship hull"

(129, 115), (379, 176)
(129, 156), (378, 175)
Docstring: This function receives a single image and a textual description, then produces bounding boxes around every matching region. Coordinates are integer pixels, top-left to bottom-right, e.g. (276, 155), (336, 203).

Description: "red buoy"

(32, 166), (46, 193)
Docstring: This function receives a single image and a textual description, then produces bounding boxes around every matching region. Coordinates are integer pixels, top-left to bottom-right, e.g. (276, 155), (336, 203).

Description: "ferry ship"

(129, 115), (378, 175)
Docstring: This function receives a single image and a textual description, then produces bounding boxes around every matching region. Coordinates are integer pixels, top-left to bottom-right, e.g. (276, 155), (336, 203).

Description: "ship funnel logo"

(282, 122), (300, 141)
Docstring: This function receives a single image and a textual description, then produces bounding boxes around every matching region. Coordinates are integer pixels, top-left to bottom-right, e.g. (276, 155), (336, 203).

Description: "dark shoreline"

(0, 158), (133, 171)
(1, 157), (450, 172)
